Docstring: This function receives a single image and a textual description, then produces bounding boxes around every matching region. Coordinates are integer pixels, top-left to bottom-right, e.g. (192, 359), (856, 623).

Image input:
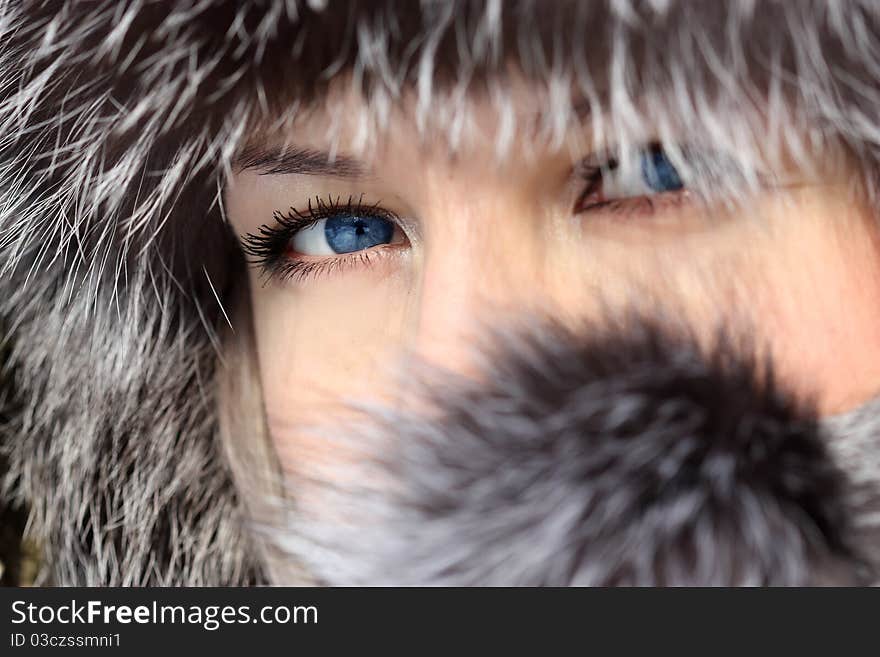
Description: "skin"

(224, 83), (880, 474)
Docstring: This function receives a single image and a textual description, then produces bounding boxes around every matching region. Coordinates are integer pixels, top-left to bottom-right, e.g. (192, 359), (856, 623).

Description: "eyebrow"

(233, 145), (365, 178)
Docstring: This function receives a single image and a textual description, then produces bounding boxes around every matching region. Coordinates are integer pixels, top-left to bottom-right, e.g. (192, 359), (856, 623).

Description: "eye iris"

(323, 214), (394, 254)
(641, 149), (684, 192)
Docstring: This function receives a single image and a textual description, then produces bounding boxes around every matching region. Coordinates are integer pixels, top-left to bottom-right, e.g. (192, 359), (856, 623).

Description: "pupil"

(324, 214), (394, 254)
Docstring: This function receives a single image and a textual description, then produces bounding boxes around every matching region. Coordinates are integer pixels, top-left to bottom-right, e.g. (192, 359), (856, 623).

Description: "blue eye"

(640, 148), (684, 192)
(291, 212), (396, 256)
(324, 214), (394, 253)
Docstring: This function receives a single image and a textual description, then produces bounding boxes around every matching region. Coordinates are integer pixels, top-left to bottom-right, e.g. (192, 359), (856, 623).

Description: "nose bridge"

(412, 199), (543, 373)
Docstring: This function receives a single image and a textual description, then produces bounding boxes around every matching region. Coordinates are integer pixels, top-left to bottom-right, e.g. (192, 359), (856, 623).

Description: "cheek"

(744, 209), (880, 414)
(550, 192), (880, 415)
(654, 194), (880, 415)
(248, 272), (409, 469)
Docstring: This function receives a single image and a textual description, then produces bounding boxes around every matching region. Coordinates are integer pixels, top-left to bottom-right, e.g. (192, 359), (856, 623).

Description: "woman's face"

(224, 81), (880, 473)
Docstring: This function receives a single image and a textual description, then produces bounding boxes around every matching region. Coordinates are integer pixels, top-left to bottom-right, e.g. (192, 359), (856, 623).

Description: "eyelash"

(241, 195), (400, 284)
(242, 146), (692, 283)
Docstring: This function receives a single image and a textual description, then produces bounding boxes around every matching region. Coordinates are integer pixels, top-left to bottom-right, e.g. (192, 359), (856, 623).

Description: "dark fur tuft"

(279, 320), (869, 585)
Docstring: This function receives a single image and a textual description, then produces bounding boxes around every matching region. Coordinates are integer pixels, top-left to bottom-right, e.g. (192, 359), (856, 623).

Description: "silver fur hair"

(1, 0), (880, 585)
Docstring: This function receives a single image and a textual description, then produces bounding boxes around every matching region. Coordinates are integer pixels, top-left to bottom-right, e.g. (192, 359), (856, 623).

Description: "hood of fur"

(1, 0), (879, 585)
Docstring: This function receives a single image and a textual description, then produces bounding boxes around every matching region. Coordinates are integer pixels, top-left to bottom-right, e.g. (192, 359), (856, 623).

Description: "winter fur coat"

(1, 0), (880, 586)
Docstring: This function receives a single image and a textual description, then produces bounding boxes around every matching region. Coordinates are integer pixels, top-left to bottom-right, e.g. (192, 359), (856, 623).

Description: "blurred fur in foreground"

(274, 320), (879, 586)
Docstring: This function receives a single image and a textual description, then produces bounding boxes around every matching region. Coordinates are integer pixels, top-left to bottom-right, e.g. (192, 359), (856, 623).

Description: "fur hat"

(1, 0), (880, 585)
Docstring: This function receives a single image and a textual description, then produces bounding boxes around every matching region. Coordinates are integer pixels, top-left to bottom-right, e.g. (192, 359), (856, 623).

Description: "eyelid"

(257, 246), (402, 285)
(572, 141), (775, 214)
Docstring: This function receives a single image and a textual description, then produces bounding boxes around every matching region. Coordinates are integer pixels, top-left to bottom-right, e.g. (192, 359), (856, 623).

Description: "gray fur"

(273, 320), (877, 586)
(0, 1), (879, 584)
